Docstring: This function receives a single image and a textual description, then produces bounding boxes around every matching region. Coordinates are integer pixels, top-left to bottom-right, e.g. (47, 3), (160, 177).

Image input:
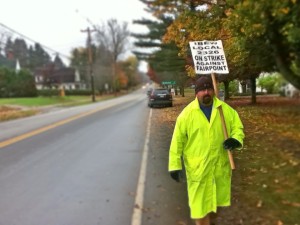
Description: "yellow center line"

(0, 103), (114, 148)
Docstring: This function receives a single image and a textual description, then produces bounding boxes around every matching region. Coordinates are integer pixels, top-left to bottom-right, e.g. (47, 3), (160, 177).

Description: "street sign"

(189, 40), (229, 74)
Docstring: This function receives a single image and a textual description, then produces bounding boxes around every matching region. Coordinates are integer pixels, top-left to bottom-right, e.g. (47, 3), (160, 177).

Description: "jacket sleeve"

(230, 110), (245, 150)
(168, 113), (187, 171)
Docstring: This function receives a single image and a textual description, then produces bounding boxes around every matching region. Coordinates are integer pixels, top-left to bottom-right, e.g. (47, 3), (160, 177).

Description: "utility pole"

(81, 27), (96, 102)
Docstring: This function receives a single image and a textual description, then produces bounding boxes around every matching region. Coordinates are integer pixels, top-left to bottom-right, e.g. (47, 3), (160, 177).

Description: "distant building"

(238, 79), (263, 94)
(34, 63), (87, 90)
(15, 59), (21, 73)
(281, 83), (299, 98)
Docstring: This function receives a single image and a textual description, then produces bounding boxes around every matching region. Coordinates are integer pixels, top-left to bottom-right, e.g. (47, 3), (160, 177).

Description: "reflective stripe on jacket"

(168, 97), (244, 218)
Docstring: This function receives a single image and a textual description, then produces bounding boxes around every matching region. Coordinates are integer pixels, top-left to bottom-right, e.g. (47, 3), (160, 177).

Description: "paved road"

(0, 91), (147, 142)
(0, 89), (191, 225)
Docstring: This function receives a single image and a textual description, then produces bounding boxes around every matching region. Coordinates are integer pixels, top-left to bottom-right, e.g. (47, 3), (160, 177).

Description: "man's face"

(196, 88), (215, 106)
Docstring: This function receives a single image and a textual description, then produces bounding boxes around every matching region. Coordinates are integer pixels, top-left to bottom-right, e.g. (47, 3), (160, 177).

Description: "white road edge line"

(131, 108), (152, 225)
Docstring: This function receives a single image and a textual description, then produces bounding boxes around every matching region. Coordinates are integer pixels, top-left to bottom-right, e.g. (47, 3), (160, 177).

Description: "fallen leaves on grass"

(282, 200), (300, 207)
(162, 94), (300, 225)
(218, 96), (300, 224)
(277, 220), (284, 225)
(177, 220), (187, 225)
(0, 105), (38, 121)
(257, 200), (263, 208)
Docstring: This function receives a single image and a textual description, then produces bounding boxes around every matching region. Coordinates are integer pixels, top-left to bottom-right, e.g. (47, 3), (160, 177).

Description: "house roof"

(34, 63), (77, 83)
(52, 68), (76, 83)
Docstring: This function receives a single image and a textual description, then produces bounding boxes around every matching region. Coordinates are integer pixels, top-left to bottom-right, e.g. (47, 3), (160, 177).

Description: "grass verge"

(0, 95), (117, 122)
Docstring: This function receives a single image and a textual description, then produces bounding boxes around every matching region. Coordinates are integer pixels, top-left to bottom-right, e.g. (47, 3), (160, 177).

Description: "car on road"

(148, 88), (173, 108)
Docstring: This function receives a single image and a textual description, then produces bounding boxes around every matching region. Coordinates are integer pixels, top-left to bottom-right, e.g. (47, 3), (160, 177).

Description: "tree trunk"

(180, 85), (185, 97)
(224, 80), (230, 100)
(268, 25), (300, 89)
(240, 81), (247, 93)
(250, 77), (257, 104)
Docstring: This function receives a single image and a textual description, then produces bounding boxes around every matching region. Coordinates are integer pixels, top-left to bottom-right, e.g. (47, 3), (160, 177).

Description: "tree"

(161, 1), (280, 102)
(150, 43), (188, 95)
(94, 19), (131, 92)
(162, 2), (242, 98)
(116, 67), (129, 90)
(95, 19), (130, 63)
(132, 18), (164, 62)
(12, 38), (29, 68)
(118, 56), (141, 88)
(14, 69), (38, 97)
(132, 6), (188, 95)
(225, 0), (300, 89)
(53, 54), (65, 69)
(4, 38), (14, 59)
(0, 28), (11, 55)
(257, 73), (280, 94)
(28, 43), (51, 70)
(135, 0), (300, 102)
(70, 47), (90, 86)
(0, 67), (37, 97)
(224, 36), (275, 103)
(132, 17), (165, 83)
(92, 41), (115, 93)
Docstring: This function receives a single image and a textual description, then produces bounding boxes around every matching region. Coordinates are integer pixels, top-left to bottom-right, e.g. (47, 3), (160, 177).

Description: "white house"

(282, 83), (299, 98)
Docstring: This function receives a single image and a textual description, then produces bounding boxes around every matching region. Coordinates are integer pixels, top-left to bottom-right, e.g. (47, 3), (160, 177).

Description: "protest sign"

(189, 40), (229, 74)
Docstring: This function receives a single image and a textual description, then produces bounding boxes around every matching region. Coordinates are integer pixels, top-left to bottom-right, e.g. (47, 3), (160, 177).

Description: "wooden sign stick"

(211, 73), (236, 170)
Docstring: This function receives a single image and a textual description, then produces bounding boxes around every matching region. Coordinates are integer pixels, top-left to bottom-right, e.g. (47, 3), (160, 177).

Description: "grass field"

(0, 95), (107, 106)
(226, 96), (300, 225)
(0, 95), (116, 121)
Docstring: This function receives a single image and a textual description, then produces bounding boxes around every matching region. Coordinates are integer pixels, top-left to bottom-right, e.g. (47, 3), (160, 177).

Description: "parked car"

(148, 88), (173, 108)
(146, 88), (153, 96)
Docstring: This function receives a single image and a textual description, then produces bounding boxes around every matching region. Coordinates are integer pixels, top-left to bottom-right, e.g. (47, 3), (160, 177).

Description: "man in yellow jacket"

(168, 76), (245, 225)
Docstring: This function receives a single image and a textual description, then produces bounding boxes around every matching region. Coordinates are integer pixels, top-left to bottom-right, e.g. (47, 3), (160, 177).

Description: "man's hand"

(170, 170), (181, 182)
(223, 138), (241, 150)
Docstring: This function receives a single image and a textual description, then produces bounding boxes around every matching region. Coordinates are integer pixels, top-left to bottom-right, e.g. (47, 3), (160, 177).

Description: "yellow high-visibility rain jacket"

(168, 97), (244, 219)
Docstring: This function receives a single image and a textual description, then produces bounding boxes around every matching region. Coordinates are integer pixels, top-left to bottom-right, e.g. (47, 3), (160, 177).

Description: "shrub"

(0, 67), (37, 97)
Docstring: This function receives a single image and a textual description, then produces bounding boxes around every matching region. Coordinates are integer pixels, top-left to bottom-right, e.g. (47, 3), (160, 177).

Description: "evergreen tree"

(70, 47), (89, 83)
(4, 38), (14, 59)
(29, 43), (51, 70)
(12, 38), (29, 68)
(53, 54), (65, 69)
(132, 11), (187, 92)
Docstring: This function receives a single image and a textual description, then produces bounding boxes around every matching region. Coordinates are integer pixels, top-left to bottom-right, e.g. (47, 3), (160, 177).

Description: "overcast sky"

(0, 0), (152, 67)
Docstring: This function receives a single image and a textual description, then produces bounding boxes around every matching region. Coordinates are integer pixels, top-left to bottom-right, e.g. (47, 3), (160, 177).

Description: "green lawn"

(0, 96), (93, 107)
(0, 89), (134, 122)
(0, 95), (117, 122)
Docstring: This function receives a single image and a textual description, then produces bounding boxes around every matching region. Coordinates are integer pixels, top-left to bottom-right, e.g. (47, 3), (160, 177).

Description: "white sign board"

(189, 40), (229, 74)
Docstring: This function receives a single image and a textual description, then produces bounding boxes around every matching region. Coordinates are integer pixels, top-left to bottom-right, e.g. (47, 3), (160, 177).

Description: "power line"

(0, 22), (72, 60)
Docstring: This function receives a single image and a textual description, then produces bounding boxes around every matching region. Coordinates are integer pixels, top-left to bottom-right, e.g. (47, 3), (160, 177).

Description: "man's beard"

(202, 95), (212, 105)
